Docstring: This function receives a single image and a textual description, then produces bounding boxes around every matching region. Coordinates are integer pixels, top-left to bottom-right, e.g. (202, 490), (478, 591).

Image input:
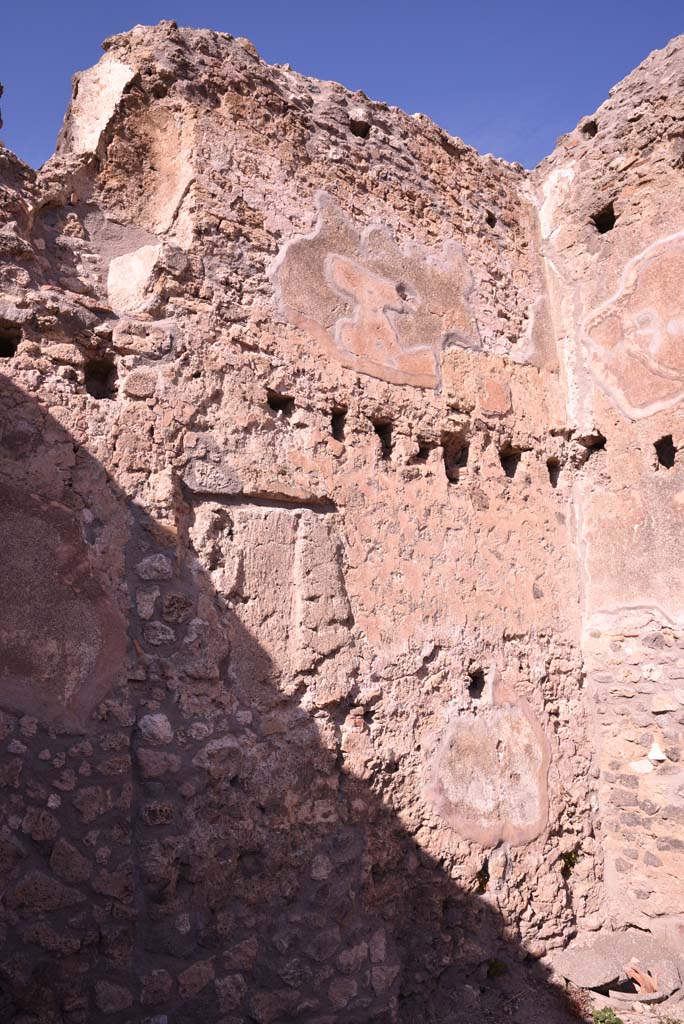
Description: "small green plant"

(561, 849), (580, 878)
(475, 858), (490, 893)
(486, 958), (509, 979)
(592, 1008), (624, 1024)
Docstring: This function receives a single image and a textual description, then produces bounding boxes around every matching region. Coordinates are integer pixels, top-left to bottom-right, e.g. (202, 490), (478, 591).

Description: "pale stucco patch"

(68, 58), (135, 154)
(107, 244), (161, 314)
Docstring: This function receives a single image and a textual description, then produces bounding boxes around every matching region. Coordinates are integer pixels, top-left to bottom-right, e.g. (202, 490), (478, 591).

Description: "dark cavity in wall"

(468, 668), (486, 702)
(655, 434), (677, 469)
(546, 457), (561, 488)
(581, 119), (598, 138)
(331, 406), (347, 442)
(267, 389), (295, 418)
(84, 354), (117, 400)
(591, 201), (617, 234)
(499, 444), (522, 479)
(0, 320), (21, 358)
(372, 419), (393, 460)
(475, 858), (490, 894)
(485, 210), (497, 228)
(582, 431), (606, 459)
(441, 431), (469, 483)
(349, 116), (370, 139)
(413, 438), (438, 464)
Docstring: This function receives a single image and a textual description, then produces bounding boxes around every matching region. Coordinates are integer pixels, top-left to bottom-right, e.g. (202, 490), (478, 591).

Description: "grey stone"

(183, 459), (243, 496)
(137, 554), (174, 580)
(554, 932), (680, 999)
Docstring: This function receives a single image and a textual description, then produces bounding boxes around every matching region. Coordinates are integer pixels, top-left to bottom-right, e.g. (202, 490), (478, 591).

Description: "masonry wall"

(535, 34), (684, 939)
(2, 19), (681, 1024)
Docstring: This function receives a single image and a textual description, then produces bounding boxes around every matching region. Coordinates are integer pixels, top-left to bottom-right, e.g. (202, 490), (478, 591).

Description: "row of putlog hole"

(269, 390), (681, 480)
(0, 323), (118, 399)
(1, 331), (678, 476)
(269, 388), (598, 489)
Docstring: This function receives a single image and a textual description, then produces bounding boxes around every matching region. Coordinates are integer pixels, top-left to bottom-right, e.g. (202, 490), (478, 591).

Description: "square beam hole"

(331, 406), (347, 442)
(499, 444), (522, 479)
(591, 201), (616, 234)
(468, 668), (486, 702)
(85, 355), (117, 400)
(441, 431), (469, 483)
(0, 321), (21, 358)
(267, 389), (295, 418)
(372, 419), (393, 460)
(655, 434), (676, 469)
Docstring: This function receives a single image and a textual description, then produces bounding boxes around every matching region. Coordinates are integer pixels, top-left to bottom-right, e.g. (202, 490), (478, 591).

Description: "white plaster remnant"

(107, 244), (161, 314)
(65, 59), (135, 153)
(629, 758), (654, 774)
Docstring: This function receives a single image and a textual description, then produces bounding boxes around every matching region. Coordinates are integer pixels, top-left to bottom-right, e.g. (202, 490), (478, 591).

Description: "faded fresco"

(582, 232), (684, 419)
(271, 193), (480, 388)
(425, 669), (550, 846)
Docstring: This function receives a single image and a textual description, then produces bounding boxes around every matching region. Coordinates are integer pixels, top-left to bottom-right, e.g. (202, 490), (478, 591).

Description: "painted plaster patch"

(582, 232), (684, 418)
(0, 483), (126, 728)
(271, 193), (479, 388)
(425, 677), (549, 846)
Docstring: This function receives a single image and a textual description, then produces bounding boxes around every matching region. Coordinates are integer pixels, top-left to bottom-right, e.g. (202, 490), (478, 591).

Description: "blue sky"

(1, 0), (682, 170)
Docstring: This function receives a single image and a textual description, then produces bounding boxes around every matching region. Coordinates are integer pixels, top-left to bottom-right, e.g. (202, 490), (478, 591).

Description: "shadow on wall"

(0, 372), (576, 1024)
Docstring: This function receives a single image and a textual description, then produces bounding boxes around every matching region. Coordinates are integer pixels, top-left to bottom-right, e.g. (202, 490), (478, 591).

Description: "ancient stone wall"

(535, 34), (684, 941)
(0, 19), (680, 1023)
